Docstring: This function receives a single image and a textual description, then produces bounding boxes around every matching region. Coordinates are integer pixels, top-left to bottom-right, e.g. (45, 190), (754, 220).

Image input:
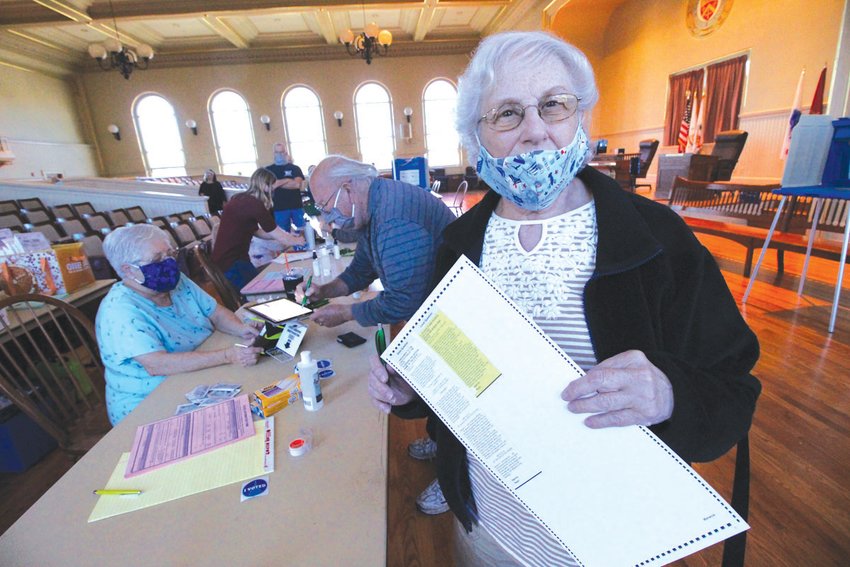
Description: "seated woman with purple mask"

(95, 224), (263, 425)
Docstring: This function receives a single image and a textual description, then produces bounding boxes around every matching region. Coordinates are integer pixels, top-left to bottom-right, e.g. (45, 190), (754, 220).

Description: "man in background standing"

(266, 142), (306, 233)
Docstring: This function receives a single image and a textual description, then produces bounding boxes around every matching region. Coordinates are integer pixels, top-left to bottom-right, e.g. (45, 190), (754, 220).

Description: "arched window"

(281, 86), (327, 170)
(133, 94), (186, 177)
(354, 82), (394, 170)
(423, 79), (460, 167)
(209, 89), (258, 176)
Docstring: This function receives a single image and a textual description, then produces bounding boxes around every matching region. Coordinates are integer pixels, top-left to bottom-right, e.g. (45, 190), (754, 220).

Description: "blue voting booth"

(393, 157), (429, 190)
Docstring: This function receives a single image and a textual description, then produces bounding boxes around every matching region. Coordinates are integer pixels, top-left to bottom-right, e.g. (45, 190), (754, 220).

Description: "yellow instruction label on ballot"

(420, 310), (501, 396)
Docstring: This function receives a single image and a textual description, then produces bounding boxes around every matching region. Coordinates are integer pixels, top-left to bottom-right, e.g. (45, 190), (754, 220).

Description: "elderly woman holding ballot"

(96, 224), (263, 425)
(368, 31), (761, 565)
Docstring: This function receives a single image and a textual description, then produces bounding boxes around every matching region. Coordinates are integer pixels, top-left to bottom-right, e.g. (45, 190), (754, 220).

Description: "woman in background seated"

(212, 168), (304, 290)
(96, 224), (263, 425)
(198, 169), (226, 215)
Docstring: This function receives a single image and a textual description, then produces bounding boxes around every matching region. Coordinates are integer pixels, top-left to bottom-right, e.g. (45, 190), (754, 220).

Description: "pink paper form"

(125, 395), (256, 478)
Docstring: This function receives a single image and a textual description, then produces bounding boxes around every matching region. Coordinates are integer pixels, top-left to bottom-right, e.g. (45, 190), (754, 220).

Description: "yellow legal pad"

(89, 421), (270, 522)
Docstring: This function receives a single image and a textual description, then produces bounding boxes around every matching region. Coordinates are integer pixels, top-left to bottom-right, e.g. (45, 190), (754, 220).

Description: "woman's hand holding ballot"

(368, 355), (416, 414)
(561, 350), (674, 428)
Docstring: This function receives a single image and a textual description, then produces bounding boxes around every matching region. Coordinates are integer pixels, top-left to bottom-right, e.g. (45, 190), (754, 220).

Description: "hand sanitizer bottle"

(299, 351), (323, 411)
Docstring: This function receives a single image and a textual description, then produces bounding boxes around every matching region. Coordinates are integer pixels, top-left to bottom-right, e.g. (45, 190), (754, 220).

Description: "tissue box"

(250, 375), (301, 418)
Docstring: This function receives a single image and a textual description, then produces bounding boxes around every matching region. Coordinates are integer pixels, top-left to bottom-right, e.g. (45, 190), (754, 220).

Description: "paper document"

(126, 395), (255, 478)
(382, 256), (747, 566)
(90, 418), (274, 522)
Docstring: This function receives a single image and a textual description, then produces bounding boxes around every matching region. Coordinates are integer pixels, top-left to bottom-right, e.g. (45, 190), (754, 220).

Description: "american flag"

(677, 93), (693, 153)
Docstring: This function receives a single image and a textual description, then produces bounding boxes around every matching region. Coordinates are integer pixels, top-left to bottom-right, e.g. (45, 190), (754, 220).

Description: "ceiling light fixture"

(87, 0), (153, 79)
(339, 10), (392, 66)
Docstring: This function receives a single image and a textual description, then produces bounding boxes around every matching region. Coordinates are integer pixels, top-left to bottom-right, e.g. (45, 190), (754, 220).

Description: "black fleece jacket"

(393, 166), (761, 530)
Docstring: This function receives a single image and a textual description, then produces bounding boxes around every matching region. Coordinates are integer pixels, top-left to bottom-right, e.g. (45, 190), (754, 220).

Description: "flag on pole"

(677, 91), (693, 153)
(687, 90), (706, 154)
(780, 68), (805, 160)
(810, 66), (827, 115)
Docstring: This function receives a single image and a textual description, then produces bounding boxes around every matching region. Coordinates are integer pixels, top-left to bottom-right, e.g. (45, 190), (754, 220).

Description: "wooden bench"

(669, 177), (850, 276)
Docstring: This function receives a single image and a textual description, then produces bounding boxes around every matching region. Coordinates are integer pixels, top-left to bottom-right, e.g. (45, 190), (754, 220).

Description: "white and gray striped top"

(471, 200), (598, 566)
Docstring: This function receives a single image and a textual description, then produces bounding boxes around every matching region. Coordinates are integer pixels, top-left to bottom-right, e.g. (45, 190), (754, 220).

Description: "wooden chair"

(123, 206), (148, 223)
(71, 202), (97, 217)
(449, 180), (469, 216)
(17, 197), (46, 211)
(51, 204), (77, 220)
(0, 199), (19, 215)
(0, 294), (111, 458)
(170, 221), (198, 247)
(194, 241), (242, 311)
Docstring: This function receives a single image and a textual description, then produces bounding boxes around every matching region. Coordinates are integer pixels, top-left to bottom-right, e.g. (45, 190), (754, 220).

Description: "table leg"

(743, 196), (787, 304)
(827, 206), (850, 333)
(798, 198), (823, 296)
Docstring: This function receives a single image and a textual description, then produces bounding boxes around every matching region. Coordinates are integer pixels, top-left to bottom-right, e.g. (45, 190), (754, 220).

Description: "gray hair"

(315, 155), (378, 185)
(456, 31), (600, 166)
(103, 224), (171, 274)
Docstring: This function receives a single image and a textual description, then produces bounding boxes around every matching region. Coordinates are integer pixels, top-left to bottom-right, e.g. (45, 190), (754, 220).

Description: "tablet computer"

(247, 297), (312, 324)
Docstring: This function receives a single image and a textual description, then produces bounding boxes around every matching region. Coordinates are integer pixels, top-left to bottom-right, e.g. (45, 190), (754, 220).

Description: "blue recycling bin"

(393, 157), (429, 190)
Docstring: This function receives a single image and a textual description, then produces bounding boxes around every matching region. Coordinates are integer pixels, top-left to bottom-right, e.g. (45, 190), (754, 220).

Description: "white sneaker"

(408, 437), (438, 460)
(416, 478), (449, 515)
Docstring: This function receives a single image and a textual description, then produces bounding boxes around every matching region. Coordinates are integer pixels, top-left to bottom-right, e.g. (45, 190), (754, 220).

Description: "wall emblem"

(687, 0), (734, 37)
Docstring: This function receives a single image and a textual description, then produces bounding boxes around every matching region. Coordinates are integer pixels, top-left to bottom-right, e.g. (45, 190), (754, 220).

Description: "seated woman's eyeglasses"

(134, 248), (178, 267)
(479, 93), (581, 132)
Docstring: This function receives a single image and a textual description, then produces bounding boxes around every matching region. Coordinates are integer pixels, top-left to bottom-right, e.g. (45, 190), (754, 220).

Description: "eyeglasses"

(133, 248), (178, 267)
(318, 187), (344, 215)
(478, 93), (581, 132)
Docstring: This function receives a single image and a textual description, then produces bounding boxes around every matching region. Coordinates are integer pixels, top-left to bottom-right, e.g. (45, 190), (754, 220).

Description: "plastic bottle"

(332, 238), (341, 260)
(311, 251), (320, 277)
(319, 247), (332, 277)
(303, 221), (316, 250)
(298, 351), (323, 411)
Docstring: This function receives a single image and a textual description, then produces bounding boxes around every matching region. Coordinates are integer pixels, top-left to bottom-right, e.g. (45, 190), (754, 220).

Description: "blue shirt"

(95, 275), (217, 425)
(339, 177), (455, 326)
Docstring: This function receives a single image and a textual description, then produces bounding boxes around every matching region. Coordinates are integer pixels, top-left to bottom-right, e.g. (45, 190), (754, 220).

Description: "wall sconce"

(107, 124), (121, 141)
(333, 110), (344, 127)
(259, 114), (271, 131)
(403, 106), (413, 123)
(185, 119), (198, 136)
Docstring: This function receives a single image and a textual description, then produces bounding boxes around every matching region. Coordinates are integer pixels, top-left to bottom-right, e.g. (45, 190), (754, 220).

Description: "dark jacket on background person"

(393, 166), (762, 530)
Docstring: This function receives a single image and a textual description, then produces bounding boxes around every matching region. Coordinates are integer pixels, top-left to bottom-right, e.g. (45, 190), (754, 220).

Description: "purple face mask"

(134, 257), (181, 293)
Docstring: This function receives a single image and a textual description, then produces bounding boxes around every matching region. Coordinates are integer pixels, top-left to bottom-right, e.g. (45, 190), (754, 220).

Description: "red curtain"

(703, 55), (747, 142)
(665, 69), (704, 146)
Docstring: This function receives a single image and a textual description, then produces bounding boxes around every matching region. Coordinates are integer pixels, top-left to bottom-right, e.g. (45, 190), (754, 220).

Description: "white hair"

(315, 155), (379, 184)
(103, 224), (171, 274)
(456, 31), (600, 166)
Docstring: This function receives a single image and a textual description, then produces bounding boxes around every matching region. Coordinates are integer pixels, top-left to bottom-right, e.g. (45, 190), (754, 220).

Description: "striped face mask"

(476, 124), (589, 211)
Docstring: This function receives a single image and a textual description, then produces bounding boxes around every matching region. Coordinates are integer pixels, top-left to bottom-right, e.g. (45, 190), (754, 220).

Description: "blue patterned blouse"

(95, 275), (217, 424)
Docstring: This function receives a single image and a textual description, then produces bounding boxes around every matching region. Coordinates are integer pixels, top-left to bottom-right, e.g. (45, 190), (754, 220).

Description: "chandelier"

(87, 0), (153, 79)
(339, 22), (392, 65)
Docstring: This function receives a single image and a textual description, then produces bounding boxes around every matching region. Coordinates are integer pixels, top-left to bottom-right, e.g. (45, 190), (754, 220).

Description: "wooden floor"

(3, 188), (850, 566)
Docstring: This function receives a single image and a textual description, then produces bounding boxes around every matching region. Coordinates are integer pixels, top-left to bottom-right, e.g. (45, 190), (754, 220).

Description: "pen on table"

(93, 489), (142, 496)
(302, 275), (313, 306)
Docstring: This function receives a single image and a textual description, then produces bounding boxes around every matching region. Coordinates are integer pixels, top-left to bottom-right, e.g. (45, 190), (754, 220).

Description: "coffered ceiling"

(0, 0), (567, 76)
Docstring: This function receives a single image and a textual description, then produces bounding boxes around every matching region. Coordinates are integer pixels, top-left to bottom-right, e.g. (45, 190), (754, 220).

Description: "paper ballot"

(382, 256), (747, 567)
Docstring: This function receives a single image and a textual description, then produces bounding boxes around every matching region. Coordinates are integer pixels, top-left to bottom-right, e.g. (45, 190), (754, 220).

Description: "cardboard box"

(52, 242), (95, 293)
(250, 375), (301, 418)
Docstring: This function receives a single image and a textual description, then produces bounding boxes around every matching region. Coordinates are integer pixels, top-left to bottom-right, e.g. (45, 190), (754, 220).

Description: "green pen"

(302, 275), (313, 306)
(375, 327), (387, 367)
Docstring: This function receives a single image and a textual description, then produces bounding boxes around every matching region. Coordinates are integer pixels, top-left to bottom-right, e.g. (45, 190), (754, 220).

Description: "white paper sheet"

(382, 256), (747, 567)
